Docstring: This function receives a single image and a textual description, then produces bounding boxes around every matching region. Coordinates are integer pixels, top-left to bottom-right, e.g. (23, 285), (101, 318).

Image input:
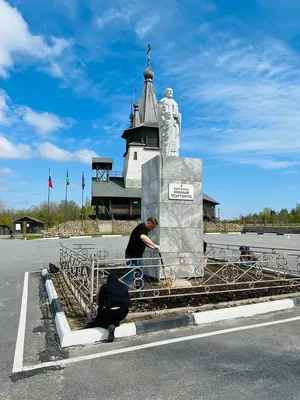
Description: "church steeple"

(129, 100), (134, 128)
(133, 102), (140, 127)
(122, 45), (160, 188)
(139, 44), (158, 125)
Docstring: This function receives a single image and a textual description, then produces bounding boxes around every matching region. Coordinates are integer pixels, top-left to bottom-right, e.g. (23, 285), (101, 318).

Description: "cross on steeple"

(147, 44), (151, 67)
(134, 87), (138, 102)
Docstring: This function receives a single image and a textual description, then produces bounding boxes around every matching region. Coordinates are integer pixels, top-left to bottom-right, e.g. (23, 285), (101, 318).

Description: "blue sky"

(0, 0), (300, 219)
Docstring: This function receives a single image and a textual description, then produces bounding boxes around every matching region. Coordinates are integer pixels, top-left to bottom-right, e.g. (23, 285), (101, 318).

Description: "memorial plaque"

(168, 183), (194, 200)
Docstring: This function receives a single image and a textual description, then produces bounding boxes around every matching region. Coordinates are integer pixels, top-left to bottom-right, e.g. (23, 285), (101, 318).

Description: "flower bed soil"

(51, 272), (88, 330)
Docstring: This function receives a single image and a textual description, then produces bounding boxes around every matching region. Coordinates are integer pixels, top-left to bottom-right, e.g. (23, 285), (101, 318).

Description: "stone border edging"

(41, 269), (299, 348)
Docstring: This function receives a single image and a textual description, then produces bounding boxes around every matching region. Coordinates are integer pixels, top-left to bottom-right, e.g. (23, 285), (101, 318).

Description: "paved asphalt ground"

(206, 233), (300, 272)
(1, 234), (300, 400)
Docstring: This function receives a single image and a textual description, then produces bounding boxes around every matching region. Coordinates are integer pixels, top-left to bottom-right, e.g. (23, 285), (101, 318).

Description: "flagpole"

(47, 168), (50, 231)
(64, 169), (68, 232)
(81, 172), (84, 226)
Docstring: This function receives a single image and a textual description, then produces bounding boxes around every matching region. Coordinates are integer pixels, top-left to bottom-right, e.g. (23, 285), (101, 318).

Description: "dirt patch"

(129, 283), (300, 314)
(51, 273), (88, 330)
(125, 262), (300, 313)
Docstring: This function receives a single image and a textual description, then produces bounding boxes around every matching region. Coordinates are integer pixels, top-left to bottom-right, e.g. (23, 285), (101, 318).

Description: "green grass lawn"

(24, 235), (44, 240)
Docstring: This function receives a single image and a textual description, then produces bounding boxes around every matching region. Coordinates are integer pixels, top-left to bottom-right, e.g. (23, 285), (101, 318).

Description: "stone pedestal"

(141, 155), (203, 280)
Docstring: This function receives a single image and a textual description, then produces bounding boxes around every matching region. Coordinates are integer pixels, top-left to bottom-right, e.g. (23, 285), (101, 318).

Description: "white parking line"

(17, 314), (300, 373)
(12, 272), (29, 373)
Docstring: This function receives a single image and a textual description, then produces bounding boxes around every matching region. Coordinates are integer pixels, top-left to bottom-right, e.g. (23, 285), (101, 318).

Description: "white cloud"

(37, 142), (99, 164)
(37, 142), (72, 162)
(0, 135), (31, 159)
(74, 149), (99, 164)
(22, 107), (73, 135)
(96, 7), (133, 29)
(135, 14), (160, 39)
(0, 0), (103, 97)
(238, 158), (300, 170)
(162, 31), (300, 169)
(96, 4), (160, 40)
(0, 168), (19, 177)
(0, 89), (9, 124)
(0, 89), (73, 135)
(0, 0), (69, 78)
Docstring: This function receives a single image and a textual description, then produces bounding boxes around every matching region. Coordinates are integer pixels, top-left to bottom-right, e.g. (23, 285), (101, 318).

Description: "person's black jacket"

(98, 273), (131, 311)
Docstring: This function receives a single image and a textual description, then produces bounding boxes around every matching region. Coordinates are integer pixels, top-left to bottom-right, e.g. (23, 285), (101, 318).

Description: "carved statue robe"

(157, 93), (181, 156)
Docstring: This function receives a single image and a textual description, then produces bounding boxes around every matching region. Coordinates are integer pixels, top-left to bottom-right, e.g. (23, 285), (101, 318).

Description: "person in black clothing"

(203, 240), (208, 268)
(124, 216), (159, 296)
(86, 273), (131, 342)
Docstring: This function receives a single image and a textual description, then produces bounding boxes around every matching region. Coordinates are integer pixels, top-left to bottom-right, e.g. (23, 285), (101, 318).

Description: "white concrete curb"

(192, 299), (295, 325)
(60, 323), (136, 347)
(40, 237), (60, 240)
(102, 234), (122, 237)
(42, 268), (136, 347)
(69, 236), (92, 239)
(55, 312), (71, 341)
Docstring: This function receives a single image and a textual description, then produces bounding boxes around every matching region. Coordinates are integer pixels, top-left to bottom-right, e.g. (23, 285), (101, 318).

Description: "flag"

(49, 171), (53, 188)
(82, 172), (85, 190)
(66, 170), (70, 186)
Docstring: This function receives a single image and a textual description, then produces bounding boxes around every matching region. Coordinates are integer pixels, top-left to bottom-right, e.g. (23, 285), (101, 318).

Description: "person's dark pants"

(94, 305), (129, 329)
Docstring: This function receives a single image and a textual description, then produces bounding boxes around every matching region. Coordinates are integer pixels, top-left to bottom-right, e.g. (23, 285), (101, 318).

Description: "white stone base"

(142, 155), (204, 279)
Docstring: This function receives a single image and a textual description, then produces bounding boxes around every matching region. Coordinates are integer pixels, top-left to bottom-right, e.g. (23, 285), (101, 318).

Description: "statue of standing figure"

(157, 88), (181, 156)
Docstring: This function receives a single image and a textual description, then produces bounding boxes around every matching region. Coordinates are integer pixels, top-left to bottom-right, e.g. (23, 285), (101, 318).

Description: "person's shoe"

(107, 325), (115, 342)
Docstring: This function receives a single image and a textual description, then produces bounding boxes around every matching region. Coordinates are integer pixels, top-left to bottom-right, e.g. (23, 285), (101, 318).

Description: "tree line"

(235, 204), (300, 224)
(2, 200), (300, 227)
(0, 198), (94, 228)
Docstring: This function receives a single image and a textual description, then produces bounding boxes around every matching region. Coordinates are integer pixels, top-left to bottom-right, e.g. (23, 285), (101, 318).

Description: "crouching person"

(239, 246), (256, 268)
(88, 272), (131, 342)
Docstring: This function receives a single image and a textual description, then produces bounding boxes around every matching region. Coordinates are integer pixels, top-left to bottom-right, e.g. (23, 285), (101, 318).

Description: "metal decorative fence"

(59, 243), (300, 320)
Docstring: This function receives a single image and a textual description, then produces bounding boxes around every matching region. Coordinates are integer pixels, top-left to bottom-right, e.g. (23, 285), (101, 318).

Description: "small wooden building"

(203, 195), (219, 220)
(91, 158), (141, 219)
(13, 216), (45, 234)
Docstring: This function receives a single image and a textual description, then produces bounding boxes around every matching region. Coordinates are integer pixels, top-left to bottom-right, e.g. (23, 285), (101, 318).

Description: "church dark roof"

(92, 177), (141, 199)
(92, 176), (218, 204)
(203, 194), (219, 204)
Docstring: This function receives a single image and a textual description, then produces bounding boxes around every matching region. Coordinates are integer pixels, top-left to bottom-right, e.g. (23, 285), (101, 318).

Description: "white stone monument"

(142, 88), (204, 280)
(157, 88), (181, 156)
